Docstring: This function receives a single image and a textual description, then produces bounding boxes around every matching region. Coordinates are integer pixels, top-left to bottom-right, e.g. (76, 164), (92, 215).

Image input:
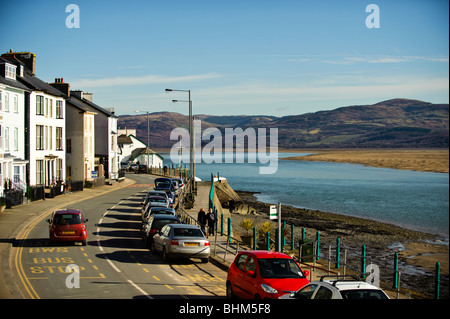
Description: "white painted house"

(117, 129), (164, 168)
(117, 131), (146, 164)
(0, 57), (29, 197)
(1, 52), (66, 189)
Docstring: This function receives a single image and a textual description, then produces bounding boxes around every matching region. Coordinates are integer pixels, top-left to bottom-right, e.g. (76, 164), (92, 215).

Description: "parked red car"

(47, 209), (88, 245)
(226, 251), (310, 299)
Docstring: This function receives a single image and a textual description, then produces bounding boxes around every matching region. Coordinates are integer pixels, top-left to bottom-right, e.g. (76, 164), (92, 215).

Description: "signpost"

(270, 203), (282, 252)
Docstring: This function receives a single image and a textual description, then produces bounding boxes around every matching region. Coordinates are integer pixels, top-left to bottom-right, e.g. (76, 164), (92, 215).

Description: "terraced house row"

(0, 50), (120, 206)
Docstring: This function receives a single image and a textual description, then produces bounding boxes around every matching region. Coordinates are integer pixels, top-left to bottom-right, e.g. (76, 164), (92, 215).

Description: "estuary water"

(163, 152), (449, 239)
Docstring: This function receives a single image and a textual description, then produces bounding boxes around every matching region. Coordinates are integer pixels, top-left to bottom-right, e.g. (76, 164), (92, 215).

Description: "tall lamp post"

(135, 110), (150, 169)
(165, 89), (194, 193)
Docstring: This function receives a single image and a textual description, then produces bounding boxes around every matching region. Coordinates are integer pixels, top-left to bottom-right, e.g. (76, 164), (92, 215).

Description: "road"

(11, 174), (227, 299)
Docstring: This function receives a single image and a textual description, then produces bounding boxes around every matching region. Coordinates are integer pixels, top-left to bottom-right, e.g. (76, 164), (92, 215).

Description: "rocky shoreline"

(231, 190), (449, 299)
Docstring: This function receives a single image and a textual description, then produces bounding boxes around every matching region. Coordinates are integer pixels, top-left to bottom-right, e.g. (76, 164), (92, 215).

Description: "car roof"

(152, 214), (179, 220)
(169, 224), (199, 229)
(328, 281), (383, 291)
(54, 209), (82, 215)
(148, 196), (167, 199)
(238, 250), (293, 259)
(150, 207), (174, 211)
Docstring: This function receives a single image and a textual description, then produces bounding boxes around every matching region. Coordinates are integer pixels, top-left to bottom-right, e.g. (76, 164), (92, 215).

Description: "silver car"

(141, 207), (176, 225)
(141, 196), (169, 221)
(152, 224), (210, 263)
(142, 190), (169, 205)
(280, 277), (389, 299)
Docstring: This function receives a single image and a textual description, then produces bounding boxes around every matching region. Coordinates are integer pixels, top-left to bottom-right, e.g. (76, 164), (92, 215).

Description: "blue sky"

(1, 0), (448, 116)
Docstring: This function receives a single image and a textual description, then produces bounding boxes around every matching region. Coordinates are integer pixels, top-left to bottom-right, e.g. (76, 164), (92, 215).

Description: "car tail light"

(150, 229), (157, 234)
(171, 240), (179, 245)
(204, 241), (210, 246)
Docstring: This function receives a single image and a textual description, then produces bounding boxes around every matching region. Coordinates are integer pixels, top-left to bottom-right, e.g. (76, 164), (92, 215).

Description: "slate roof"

(130, 147), (164, 161)
(67, 95), (95, 113)
(118, 134), (133, 144)
(0, 57), (31, 91)
(75, 94), (118, 118)
(17, 68), (67, 98)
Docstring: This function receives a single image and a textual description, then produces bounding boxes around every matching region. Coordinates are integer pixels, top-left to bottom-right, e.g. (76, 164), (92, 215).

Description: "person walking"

(206, 207), (215, 236)
(197, 208), (207, 235)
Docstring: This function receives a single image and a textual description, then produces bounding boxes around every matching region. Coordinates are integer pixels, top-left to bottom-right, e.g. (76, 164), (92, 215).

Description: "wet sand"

(231, 190), (449, 298)
(281, 149), (449, 174)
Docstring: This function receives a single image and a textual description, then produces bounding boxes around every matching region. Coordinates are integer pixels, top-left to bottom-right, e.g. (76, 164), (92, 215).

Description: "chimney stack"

(50, 77), (71, 97)
(1, 51), (36, 75)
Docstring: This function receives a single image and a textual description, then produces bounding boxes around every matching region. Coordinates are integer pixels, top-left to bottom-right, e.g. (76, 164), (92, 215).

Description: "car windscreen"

(155, 181), (171, 188)
(151, 208), (172, 213)
(173, 228), (204, 237)
(340, 289), (388, 299)
(149, 198), (167, 203)
(257, 258), (305, 279)
(54, 214), (82, 225)
(151, 210), (172, 215)
(153, 219), (180, 230)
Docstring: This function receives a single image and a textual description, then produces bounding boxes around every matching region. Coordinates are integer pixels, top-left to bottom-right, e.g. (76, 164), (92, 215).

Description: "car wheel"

(226, 282), (235, 299)
(162, 247), (169, 262)
(151, 241), (157, 253)
(81, 240), (86, 246)
(201, 257), (209, 263)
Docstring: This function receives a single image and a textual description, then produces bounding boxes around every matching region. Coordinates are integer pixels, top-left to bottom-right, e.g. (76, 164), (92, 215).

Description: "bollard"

(291, 224), (295, 250)
(435, 262), (440, 299)
(335, 237), (341, 269)
(214, 207), (219, 232)
(275, 229), (279, 252)
(283, 221), (286, 247)
(220, 214), (224, 236)
(227, 217), (231, 242)
(266, 232), (270, 251)
(301, 228), (305, 241)
(361, 245), (366, 279)
(393, 253), (398, 289)
(253, 227), (257, 250)
(316, 231), (320, 261)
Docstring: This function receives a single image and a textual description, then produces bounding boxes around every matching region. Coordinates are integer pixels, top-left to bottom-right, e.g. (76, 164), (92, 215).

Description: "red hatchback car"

(47, 209), (88, 245)
(226, 251), (310, 299)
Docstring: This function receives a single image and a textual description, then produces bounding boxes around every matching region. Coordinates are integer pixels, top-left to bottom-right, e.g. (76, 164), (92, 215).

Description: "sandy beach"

(281, 149), (449, 174)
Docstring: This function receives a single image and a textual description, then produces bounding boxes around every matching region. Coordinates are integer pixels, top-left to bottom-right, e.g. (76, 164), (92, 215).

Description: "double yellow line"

(13, 210), (52, 299)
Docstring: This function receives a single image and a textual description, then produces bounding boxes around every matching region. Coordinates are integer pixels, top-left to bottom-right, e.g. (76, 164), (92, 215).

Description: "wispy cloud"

(288, 55), (449, 64)
(71, 73), (223, 88)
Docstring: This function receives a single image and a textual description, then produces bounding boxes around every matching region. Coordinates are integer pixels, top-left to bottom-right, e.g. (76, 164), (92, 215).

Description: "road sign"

(270, 205), (277, 220)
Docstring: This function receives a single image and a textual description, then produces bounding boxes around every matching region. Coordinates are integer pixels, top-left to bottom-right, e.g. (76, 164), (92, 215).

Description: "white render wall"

(28, 91), (66, 186)
(0, 84), (27, 194)
(108, 115), (119, 179)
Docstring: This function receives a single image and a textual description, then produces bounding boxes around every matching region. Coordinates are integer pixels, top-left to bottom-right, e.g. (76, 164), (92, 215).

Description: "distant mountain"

(118, 99), (449, 149)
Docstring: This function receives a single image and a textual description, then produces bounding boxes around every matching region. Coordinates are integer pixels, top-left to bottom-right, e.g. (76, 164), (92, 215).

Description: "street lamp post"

(165, 89), (194, 193)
